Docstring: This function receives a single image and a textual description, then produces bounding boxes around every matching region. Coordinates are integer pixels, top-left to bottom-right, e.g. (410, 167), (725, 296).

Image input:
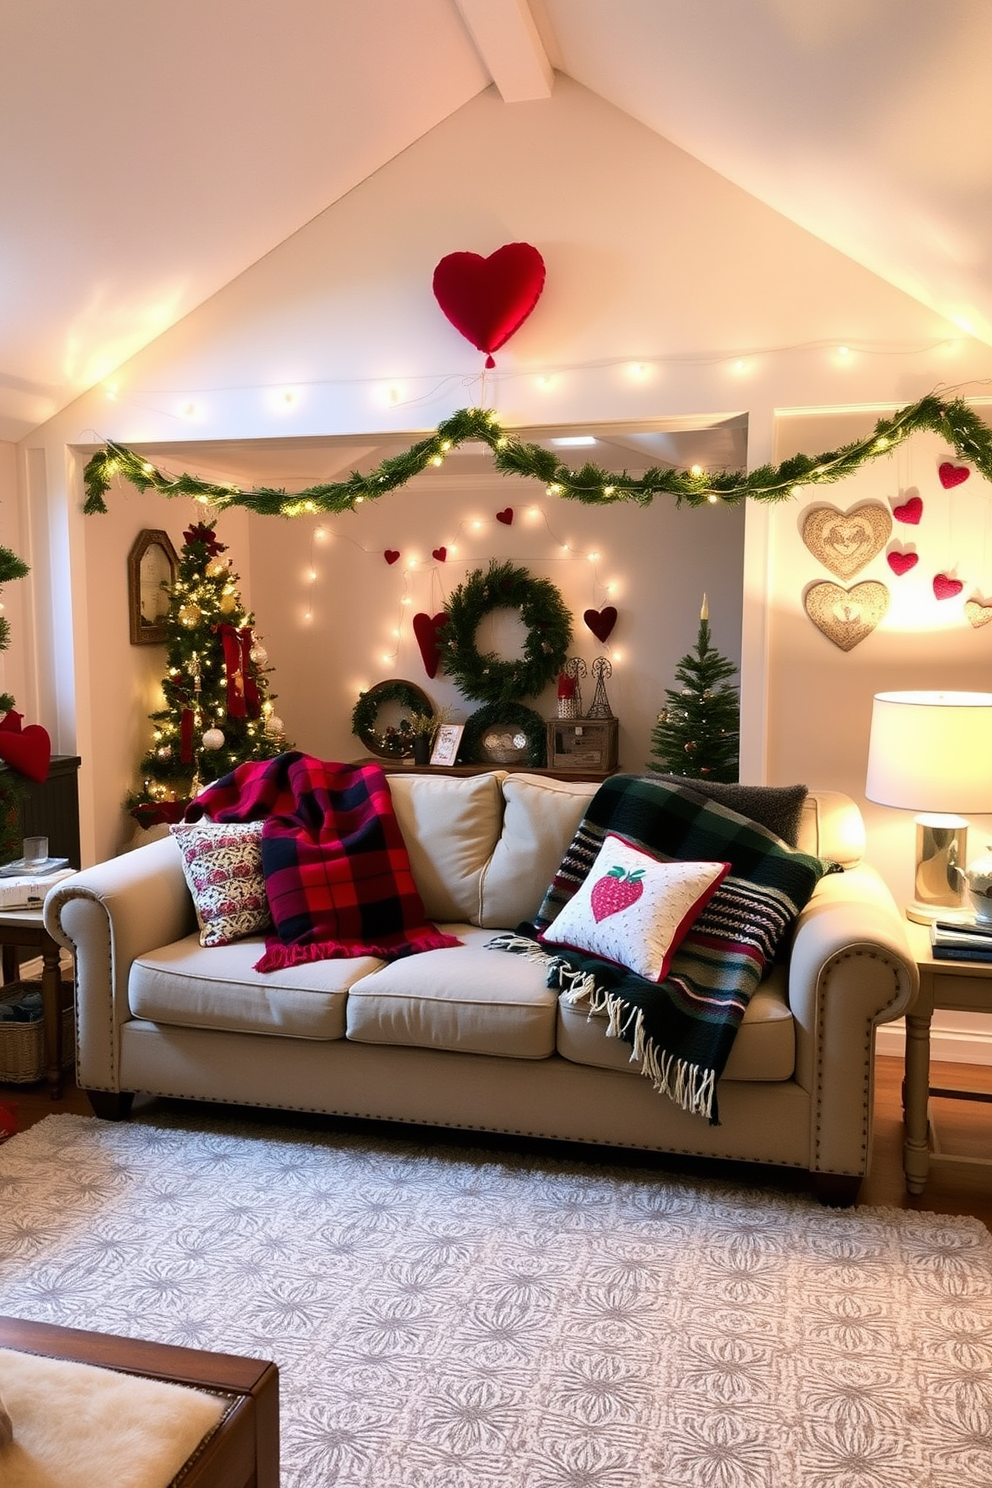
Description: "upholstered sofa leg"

(86, 1090), (134, 1121)
(813, 1172), (862, 1208)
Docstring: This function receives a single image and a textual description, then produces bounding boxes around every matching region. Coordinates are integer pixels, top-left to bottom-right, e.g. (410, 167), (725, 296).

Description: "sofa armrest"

(787, 864), (918, 1176)
(43, 836), (195, 1093)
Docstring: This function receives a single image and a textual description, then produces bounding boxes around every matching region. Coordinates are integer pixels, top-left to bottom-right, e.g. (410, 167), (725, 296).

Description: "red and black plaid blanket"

(187, 752), (460, 972)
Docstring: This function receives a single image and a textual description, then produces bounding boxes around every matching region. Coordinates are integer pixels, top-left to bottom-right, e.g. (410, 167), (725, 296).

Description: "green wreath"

(352, 679), (434, 759)
(441, 560), (572, 705)
(461, 702), (547, 768)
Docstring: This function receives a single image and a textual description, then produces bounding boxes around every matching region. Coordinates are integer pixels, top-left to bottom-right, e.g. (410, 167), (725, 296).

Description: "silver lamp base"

(905, 814), (968, 924)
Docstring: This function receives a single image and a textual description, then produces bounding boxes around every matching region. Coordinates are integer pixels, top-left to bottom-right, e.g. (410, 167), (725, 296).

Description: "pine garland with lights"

(647, 601), (739, 783)
(128, 521), (291, 824)
(83, 393), (992, 518)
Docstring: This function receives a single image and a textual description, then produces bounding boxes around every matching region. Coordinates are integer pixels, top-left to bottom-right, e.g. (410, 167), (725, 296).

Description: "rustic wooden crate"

(546, 717), (619, 773)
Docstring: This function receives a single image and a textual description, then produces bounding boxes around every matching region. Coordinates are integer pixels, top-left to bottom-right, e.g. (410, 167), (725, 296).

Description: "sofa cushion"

(129, 934), (382, 1039)
(345, 924), (558, 1058)
(479, 774), (598, 929)
(386, 771), (503, 924)
(556, 964), (795, 1082)
(169, 820), (271, 946)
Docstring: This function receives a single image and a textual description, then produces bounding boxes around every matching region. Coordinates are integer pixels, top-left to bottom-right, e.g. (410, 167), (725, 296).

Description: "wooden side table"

(0, 907), (68, 1098)
(0, 1315), (279, 1488)
(903, 922), (992, 1193)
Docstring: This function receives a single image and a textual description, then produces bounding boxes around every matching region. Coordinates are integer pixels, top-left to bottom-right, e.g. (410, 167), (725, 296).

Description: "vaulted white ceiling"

(1, 0), (988, 441)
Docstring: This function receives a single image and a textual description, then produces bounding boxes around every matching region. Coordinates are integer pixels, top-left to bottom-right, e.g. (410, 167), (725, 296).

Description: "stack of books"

(930, 919), (992, 961)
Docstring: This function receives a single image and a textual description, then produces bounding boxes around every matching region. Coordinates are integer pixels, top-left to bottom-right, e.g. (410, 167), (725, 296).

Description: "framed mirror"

(127, 529), (179, 644)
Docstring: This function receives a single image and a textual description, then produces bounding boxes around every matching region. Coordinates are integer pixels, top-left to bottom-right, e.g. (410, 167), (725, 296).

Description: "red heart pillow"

(0, 721), (50, 782)
(433, 244), (546, 368)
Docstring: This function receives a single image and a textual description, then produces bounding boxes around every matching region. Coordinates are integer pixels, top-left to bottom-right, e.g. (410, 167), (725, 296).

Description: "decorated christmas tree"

(128, 521), (290, 825)
(647, 596), (739, 782)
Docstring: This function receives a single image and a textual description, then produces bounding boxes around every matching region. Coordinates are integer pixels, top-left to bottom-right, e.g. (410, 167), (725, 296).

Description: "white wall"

(14, 75), (991, 874)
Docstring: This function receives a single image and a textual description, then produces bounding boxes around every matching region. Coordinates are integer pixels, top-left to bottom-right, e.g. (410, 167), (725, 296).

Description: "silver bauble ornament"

(202, 728), (226, 750)
(265, 714), (284, 736)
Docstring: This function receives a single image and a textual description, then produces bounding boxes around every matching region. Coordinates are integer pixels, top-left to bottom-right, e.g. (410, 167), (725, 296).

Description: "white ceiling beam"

(453, 0), (554, 102)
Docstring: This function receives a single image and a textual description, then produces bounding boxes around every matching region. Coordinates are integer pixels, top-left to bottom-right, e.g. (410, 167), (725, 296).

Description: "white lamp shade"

(865, 691), (992, 814)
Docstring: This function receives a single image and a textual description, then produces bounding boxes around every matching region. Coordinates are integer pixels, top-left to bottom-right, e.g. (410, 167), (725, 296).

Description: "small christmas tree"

(647, 596), (739, 782)
(128, 521), (290, 825)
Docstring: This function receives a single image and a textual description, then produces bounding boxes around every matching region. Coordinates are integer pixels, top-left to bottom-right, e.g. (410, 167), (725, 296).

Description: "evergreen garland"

(83, 393), (992, 517)
(647, 608), (740, 782)
(441, 560), (572, 705)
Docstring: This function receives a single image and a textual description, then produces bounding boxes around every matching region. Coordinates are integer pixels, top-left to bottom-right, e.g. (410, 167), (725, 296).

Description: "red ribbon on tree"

(216, 625), (261, 719)
(180, 707), (195, 763)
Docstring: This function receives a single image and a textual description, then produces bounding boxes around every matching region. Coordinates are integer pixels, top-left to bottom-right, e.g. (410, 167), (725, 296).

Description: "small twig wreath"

(461, 702), (547, 767)
(352, 679), (435, 759)
(441, 560), (572, 705)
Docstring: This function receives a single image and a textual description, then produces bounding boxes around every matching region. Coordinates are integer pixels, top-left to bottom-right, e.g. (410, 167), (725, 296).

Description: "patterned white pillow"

(170, 820), (271, 947)
(539, 833), (729, 981)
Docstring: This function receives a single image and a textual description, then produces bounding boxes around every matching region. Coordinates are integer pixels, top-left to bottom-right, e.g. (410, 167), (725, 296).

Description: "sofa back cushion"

(479, 774), (599, 929)
(386, 771), (504, 923)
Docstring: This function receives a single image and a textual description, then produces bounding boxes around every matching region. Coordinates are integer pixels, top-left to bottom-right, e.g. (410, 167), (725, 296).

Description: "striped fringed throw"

(489, 775), (829, 1123)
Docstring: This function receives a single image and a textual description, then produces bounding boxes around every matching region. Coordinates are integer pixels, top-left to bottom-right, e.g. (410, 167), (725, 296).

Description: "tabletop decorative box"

(546, 717), (619, 773)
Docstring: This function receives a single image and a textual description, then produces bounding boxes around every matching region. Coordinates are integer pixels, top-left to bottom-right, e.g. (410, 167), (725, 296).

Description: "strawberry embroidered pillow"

(538, 833), (729, 982)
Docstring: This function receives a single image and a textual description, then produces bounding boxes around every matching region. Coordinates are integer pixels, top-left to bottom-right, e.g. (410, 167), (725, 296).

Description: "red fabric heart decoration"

(413, 612), (447, 679)
(584, 607), (617, 643)
(384, 550), (400, 565)
(887, 551), (918, 576)
(939, 462), (970, 489)
(893, 495), (923, 524)
(0, 714), (50, 782)
(432, 244), (546, 368)
(933, 573), (964, 600)
(432, 547), (447, 563)
(496, 508), (514, 525)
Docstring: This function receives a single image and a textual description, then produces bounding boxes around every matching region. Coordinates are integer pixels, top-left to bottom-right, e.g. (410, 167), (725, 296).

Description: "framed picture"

(127, 529), (179, 644)
(430, 723), (464, 767)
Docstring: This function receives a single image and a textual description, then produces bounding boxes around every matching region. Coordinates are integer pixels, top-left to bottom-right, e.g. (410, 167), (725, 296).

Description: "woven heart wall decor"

(801, 503), (892, 579)
(803, 580), (890, 651)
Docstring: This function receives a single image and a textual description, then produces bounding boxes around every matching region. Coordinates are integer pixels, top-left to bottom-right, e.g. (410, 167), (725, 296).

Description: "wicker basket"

(0, 983), (74, 1085)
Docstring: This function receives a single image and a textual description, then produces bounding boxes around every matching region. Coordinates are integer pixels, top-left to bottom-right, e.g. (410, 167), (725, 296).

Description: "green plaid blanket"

(489, 775), (829, 1123)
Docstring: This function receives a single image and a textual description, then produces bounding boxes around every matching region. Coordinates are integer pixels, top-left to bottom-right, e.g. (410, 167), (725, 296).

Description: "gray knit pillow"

(646, 777), (808, 848)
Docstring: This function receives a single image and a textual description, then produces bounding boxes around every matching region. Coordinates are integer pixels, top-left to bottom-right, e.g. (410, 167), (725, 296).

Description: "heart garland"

(938, 461), (970, 489)
(966, 599), (992, 629)
(432, 243), (546, 368)
(887, 550), (918, 576)
(432, 547), (447, 563)
(933, 573), (964, 601)
(892, 494), (923, 524)
(583, 607), (617, 643)
(412, 612), (447, 679)
(496, 508), (514, 525)
(384, 550), (400, 565)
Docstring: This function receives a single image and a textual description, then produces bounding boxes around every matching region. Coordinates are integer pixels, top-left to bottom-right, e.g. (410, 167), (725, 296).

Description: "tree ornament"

(218, 590), (238, 614)
(265, 713), (284, 736)
(206, 557), (227, 578)
(441, 560), (571, 705)
(432, 243), (546, 369)
(249, 640), (268, 667)
(202, 728), (225, 751)
(178, 603), (201, 627)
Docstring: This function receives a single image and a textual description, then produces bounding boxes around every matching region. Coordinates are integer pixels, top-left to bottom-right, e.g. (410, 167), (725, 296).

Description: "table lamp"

(865, 690), (992, 923)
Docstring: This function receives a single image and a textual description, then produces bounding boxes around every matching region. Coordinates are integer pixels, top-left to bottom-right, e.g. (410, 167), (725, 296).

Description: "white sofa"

(44, 771), (918, 1203)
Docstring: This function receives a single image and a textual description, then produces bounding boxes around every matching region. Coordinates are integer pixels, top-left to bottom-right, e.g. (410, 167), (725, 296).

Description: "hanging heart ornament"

(583, 607), (617, 643)
(803, 581), (889, 651)
(966, 599), (992, 630)
(938, 462), (970, 489)
(413, 612), (447, 679)
(801, 503), (891, 579)
(432, 243), (546, 368)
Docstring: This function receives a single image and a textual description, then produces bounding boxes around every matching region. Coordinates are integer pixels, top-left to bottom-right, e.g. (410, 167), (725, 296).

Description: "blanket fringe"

(487, 934), (718, 1122)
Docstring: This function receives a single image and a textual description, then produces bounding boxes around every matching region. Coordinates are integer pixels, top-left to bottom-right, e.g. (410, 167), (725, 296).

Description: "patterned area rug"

(0, 1114), (990, 1487)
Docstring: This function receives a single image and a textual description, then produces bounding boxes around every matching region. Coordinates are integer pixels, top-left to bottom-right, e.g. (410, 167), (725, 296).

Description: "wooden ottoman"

(0, 1316), (278, 1487)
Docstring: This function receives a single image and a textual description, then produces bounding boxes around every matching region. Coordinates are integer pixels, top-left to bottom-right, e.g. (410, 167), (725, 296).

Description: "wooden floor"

(3, 1055), (991, 1228)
